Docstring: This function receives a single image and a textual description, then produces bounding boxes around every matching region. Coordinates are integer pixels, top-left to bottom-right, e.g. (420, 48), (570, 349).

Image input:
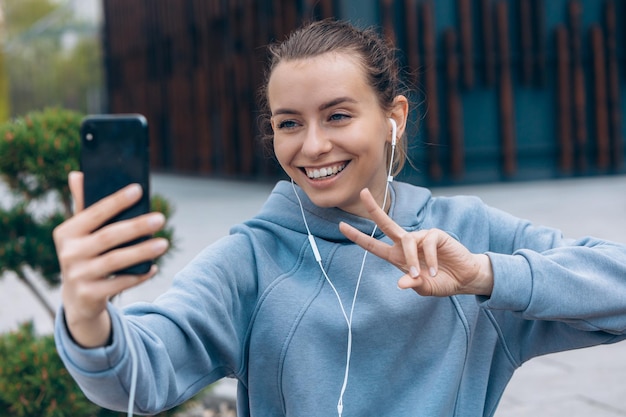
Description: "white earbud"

(388, 118), (397, 146)
(387, 118), (397, 183)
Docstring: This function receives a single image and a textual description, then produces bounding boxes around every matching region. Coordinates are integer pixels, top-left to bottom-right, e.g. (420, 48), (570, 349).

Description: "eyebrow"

(272, 96), (358, 116)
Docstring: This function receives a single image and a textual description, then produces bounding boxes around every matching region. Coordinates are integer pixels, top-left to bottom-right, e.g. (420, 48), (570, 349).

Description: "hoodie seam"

(276, 239), (340, 415)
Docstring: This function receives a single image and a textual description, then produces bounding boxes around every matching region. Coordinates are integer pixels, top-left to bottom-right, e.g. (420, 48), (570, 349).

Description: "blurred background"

(0, 0), (624, 186)
(0, 0), (103, 117)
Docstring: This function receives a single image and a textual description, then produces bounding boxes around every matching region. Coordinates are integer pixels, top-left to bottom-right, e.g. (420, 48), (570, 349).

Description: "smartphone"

(80, 114), (152, 275)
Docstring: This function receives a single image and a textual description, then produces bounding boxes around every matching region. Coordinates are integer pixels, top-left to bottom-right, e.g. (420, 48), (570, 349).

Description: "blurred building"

(2, 0), (104, 117)
(101, 0), (626, 186)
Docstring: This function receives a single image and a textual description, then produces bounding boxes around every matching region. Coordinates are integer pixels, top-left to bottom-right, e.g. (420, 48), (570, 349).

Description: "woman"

(54, 19), (626, 417)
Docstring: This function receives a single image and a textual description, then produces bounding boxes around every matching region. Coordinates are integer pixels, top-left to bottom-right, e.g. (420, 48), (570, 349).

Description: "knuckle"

(57, 245), (80, 269)
(60, 259), (91, 283)
(400, 232), (413, 244)
(75, 284), (97, 303)
(52, 224), (63, 241)
(96, 226), (121, 247)
(423, 229), (440, 243)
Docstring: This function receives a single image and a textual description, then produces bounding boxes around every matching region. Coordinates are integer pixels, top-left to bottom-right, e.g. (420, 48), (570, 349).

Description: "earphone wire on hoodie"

(291, 118), (397, 417)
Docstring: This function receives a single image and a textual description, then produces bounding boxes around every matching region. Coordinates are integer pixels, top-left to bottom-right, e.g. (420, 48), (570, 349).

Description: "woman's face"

(268, 52), (401, 218)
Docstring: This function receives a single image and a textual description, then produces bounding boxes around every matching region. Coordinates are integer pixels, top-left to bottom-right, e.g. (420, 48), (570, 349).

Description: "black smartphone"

(80, 114), (152, 275)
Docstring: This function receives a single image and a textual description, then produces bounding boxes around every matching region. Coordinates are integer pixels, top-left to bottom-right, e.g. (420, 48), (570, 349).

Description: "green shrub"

(0, 108), (175, 316)
(0, 108), (179, 415)
(0, 322), (99, 417)
(0, 108), (82, 288)
(0, 322), (188, 417)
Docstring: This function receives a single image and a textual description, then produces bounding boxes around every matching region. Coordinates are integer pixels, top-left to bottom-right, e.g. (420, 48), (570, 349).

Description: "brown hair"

(258, 19), (409, 175)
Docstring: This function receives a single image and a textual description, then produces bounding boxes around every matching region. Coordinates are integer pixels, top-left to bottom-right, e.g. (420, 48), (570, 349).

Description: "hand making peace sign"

(339, 188), (494, 297)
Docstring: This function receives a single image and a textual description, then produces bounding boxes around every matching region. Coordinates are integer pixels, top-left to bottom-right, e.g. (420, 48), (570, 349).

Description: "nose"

(301, 124), (332, 159)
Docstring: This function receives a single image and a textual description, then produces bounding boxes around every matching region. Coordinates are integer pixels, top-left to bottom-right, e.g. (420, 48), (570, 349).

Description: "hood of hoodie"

(249, 180), (432, 243)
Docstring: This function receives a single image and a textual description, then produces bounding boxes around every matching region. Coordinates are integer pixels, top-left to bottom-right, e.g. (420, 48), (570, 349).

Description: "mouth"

(302, 162), (347, 180)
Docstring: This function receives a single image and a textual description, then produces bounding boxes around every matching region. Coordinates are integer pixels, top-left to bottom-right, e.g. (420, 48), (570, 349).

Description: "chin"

(307, 191), (354, 210)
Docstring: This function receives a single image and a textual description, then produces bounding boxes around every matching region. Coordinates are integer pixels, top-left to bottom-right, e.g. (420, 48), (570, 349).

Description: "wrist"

(470, 254), (494, 296)
(64, 308), (112, 348)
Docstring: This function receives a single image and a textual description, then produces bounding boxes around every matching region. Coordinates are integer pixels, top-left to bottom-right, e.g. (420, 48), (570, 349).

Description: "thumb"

(68, 171), (85, 213)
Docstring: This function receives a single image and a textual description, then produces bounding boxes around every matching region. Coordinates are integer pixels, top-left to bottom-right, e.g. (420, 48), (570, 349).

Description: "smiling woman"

(268, 52), (407, 217)
(260, 20), (409, 218)
(53, 18), (626, 417)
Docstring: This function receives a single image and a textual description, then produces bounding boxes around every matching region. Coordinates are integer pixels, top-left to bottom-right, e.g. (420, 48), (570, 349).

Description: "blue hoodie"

(55, 180), (626, 416)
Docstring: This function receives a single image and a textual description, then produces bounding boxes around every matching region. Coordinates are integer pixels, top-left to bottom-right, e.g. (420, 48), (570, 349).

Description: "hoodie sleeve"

(476, 203), (626, 363)
(54, 232), (258, 414)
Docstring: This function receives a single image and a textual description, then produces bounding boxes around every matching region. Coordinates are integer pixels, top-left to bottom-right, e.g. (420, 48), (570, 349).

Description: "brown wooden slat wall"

(382, 0), (625, 184)
(103, 0), (626, 184)
(103, 0), (337, 178)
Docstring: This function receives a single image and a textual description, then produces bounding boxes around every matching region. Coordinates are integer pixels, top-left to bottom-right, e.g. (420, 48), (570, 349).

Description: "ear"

(387, 95), (409, 143)
(270, 117), (276, 132)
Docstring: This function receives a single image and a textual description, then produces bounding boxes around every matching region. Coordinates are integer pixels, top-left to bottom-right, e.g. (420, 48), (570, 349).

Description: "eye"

(276, 119), (299, 130)
(329, 113), (350, 122)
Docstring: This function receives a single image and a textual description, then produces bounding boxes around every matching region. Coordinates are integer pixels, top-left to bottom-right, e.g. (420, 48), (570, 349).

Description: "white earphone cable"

(291, 118), (397, 417)
(120, 313), (138, 417)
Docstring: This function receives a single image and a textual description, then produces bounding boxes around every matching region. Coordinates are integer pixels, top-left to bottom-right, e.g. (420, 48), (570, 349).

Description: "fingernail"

(410, 266), (419, 278)
(126, 184), (142, 199)
(149, 213), (166, 227)
(153, 238), (169, 252)
(429, 267), (437, 277)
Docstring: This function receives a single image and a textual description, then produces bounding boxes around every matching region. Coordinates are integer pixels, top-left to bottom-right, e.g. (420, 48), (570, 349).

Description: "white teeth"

(306, 164), (346, 179)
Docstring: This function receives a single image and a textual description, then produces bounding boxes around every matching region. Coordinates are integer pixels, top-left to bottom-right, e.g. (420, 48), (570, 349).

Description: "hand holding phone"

(54, 171), (168, 348)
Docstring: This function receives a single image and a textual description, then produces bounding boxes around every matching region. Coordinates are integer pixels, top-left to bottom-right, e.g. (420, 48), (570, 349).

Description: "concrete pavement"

(1, 173), (626, 416)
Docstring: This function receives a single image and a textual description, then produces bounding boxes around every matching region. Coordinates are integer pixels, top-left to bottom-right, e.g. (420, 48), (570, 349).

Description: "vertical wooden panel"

(444, 29), (464, 179)
(519, 0), (534, 86)
(495, 1), (516, 178)
(403, 0), (420, 86)
(233, 0), (254, 176)
(480, 0), (496, 87)
(568, 0), (588, 172)
(421, 1), (442, 181)
(320, 0), (336, 18)
(605, 0), (623, 170)
(190, 0), (212, 174)
(590, 25), (610, 170)
(380, 0), (395, 44)
(532, 0), (547, 86)
(556, 26), (574, 174)
(457, 0), (474, 89)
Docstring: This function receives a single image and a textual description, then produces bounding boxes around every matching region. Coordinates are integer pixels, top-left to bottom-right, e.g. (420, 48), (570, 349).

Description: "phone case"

(80, 114), (152, 275)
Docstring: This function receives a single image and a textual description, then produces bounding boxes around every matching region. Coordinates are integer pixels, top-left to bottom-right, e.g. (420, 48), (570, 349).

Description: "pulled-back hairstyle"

(258, 18), (409, 175)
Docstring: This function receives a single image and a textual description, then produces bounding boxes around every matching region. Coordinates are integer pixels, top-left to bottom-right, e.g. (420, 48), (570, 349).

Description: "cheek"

(273, 137), (296, 168)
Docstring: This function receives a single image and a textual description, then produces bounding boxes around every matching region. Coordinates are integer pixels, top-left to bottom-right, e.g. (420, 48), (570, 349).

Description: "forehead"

(267, 52), (376, 110)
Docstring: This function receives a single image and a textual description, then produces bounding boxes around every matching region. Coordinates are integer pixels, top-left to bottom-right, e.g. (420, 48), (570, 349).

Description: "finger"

(88, 237), (169, 279)
(400, 233), (421, 278)
(397, 273), (435, 296)
(360, 188), (406, 241)
(398, 273), (419, 290)
(87, 212), (166, 257)
(339, 221), (395, 261)
(421, 230), (440, 277)
(59, 211), (166, 264)
(68, 171), (84, 213)
(92, 265), (159, 300)
(71, 183), (144, 236)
